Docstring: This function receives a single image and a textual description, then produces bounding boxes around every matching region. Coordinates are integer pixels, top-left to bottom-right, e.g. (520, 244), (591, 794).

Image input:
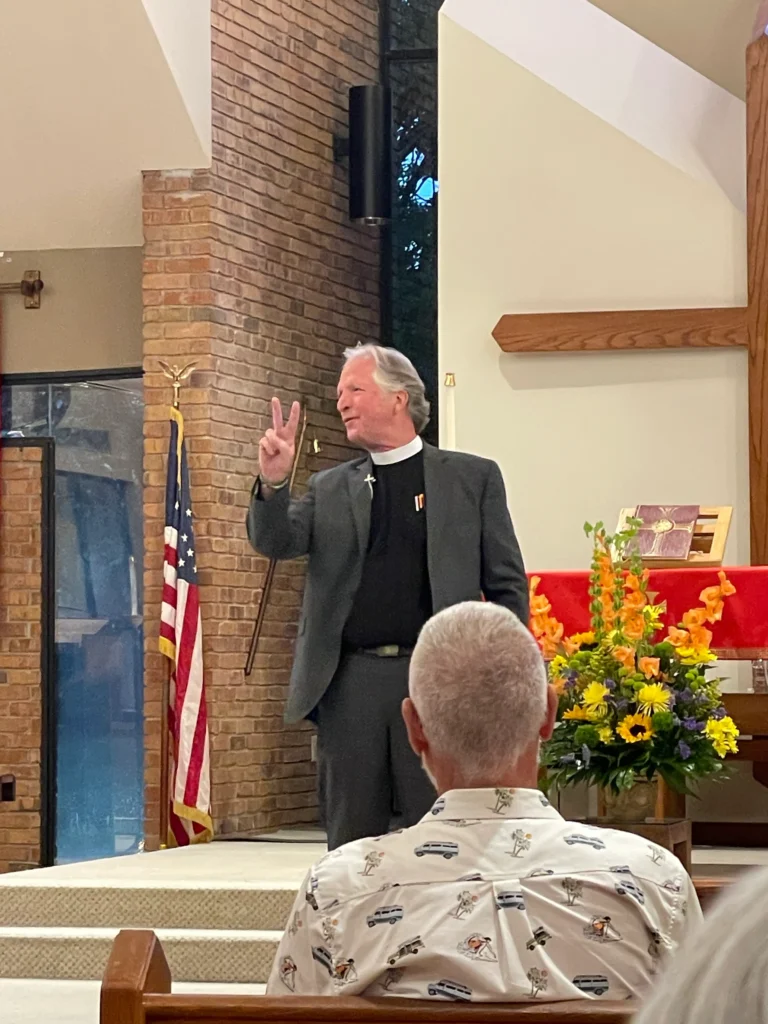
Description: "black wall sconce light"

(334, 84), (392, 226)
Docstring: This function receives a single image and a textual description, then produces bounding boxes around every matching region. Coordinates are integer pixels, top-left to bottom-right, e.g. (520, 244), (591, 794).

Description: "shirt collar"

(421, 788), (563, 824)
(370, 435), (423, 466)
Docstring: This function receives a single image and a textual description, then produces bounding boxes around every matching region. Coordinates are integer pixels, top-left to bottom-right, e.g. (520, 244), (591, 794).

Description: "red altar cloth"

(527, 567), (768, 652)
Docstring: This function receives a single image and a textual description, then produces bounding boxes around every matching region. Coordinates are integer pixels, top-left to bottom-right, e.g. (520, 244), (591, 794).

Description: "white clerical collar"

(370, 435), (423, 466)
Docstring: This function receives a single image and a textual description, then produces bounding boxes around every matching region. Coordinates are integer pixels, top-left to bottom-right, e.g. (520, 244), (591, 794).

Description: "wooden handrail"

(141, 995), (636, 1023)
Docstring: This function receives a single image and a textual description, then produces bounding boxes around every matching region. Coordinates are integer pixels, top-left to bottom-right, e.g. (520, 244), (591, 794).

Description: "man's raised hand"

(259, 398), (301, 485)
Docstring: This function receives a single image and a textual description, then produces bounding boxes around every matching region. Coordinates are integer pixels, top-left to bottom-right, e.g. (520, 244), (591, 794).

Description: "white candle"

(443, 372), (456, 450)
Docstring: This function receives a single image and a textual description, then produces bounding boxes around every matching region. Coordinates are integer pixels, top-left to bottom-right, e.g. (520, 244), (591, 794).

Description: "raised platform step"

(0, 979), (267, 1024)
(0, 926), (281, 984)
(0, 843), (322, 934)
(0, 882), (296, 932)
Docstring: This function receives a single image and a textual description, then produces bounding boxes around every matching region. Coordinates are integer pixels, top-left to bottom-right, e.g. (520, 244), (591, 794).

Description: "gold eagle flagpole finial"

(158, 360), (197, 409)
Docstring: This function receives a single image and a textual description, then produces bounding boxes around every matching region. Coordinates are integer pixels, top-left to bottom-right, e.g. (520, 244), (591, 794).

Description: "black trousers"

(316, 651), (437, 850)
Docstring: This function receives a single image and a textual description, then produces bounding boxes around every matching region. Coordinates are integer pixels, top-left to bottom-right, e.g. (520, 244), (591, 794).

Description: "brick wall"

(142, 0), (380, 847)
(0, 446), (43, 872)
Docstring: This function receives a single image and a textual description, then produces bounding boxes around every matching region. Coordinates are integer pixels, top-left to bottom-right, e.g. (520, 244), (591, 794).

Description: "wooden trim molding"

(492, 308), (747, 354)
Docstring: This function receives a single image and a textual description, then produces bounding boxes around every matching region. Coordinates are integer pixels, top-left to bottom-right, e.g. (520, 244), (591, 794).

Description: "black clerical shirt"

(342, 446), (431, 649)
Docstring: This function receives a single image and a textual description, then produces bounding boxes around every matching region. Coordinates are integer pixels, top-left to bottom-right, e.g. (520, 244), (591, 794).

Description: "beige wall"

(439, 16), (749, 575)
(1, 248), (142, 375)
(438, 13), (765, 821)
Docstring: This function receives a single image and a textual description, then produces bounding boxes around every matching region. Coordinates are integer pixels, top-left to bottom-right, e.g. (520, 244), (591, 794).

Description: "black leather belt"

(348, 644), (414, 658)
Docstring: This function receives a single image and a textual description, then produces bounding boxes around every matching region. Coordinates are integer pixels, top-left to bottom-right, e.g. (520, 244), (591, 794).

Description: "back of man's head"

(409, 602), (547, 785)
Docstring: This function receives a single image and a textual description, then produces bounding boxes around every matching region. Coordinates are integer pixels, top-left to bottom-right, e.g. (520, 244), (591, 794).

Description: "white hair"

(634, 866), (768, 1024)
(409, 602), (547, 783)
(343, 343), (431, 433)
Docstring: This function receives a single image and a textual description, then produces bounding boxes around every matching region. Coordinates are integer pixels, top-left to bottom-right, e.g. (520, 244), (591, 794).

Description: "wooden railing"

(100, 931), (638, 1024)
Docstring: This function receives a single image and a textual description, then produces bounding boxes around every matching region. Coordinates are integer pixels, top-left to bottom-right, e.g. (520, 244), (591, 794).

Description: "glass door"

(2, 375), (145, 862)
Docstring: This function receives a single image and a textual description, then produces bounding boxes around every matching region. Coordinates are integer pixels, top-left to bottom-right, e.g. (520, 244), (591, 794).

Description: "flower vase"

(601, 779), (658, 822)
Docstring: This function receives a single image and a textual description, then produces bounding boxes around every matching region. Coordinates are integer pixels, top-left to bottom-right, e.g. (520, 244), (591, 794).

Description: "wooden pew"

(694, 876), (729, 912)
(101, 930), (638, 1024)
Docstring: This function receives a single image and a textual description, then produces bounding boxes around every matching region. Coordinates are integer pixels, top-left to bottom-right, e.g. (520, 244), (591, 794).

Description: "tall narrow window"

(382, 1), (441, 444)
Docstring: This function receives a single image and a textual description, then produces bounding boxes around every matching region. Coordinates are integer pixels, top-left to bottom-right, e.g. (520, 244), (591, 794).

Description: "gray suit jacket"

(246, 444), (529, 723)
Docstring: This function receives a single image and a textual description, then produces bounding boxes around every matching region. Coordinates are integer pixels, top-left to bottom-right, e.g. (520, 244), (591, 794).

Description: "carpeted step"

(0, 926), (282, 984)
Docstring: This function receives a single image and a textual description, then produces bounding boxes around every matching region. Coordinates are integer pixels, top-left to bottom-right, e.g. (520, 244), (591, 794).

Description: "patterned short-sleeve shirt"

(266, 788), (701, 1002)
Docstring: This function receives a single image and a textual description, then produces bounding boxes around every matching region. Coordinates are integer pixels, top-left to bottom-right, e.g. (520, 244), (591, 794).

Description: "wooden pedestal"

(586, 817), (692, 873)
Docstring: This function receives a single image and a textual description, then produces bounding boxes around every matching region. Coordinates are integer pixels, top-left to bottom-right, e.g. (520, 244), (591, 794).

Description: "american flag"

(159, 406), (213, 845)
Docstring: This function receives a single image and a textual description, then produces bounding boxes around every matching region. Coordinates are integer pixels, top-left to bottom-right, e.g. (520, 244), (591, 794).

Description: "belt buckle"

(375, 644), (400, 658)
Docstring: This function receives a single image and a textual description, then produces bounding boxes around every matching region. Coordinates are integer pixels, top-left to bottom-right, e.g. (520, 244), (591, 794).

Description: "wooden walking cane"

(244, 409), (308, 676)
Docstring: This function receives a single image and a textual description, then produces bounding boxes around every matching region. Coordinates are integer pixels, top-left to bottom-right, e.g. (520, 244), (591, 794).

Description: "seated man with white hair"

(267, 602), (701, 1001)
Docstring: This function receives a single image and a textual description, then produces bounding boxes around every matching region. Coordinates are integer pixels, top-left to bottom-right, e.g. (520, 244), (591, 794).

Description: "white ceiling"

(589, 0), (761, 100)
(0, 0), (211, 251)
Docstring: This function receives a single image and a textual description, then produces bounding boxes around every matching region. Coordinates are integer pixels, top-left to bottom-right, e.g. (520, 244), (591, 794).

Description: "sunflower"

(617, 713), (654, 744)
(637, 683), (671, 715)
(581, 682), (611, 718)
(563, 706), (590, 721)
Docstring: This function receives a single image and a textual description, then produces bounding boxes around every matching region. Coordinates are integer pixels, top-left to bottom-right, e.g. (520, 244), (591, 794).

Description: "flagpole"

(159, 663), (170, 850)
(244, 409), (307, 676)
(158, 361), (196, 850)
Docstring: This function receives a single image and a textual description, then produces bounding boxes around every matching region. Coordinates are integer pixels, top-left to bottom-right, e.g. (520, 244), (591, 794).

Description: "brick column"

(0, 446), (44, 872)
(142, 0), (379, 847)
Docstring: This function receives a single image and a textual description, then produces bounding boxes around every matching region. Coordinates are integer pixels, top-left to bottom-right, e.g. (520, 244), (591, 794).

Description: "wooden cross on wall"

(492, 27), (768, 565)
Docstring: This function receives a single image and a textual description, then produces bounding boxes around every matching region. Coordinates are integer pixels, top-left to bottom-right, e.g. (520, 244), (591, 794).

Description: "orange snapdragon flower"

(666, 626), (690, 647)
(613, 646), (636, 671)
(688, 624), (713, 649)
(699, 571), (737, 624)
(622, 614), (646, 641)
(682, 608), (708, 629)
(638, 656), (661, 680)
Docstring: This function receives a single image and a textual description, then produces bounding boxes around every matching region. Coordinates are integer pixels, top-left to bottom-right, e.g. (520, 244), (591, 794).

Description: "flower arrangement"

(532, 521), (739, 796)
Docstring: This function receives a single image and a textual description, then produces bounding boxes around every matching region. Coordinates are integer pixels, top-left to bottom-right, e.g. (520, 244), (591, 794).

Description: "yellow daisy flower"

(549, 655), (567, 676)
(597, 725), (614, 744)
(569, 631), (596, 647)
(677, 646), (717, 666)
(637, 683), (672, 716)
(563, 706), (590, 721)
(581, 682), (611, 718)
(705, 716), (739, 758)
(617, 713), (654, 744)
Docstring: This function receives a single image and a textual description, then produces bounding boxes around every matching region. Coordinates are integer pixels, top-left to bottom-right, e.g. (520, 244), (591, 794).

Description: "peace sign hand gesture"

(259, 398), (301, 485)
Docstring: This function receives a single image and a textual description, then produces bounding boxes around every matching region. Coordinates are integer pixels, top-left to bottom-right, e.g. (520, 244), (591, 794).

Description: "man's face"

(336, 356), (403, 449)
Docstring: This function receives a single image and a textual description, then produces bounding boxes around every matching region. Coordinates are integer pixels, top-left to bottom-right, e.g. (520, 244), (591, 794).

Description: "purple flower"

(604, 679), (617, 691)
(682, 717), (705, 733)
(675, 689), (693, 706)
(710, 706), (727, 720)
(678, 741), (692, 761)
(614, 698), (629, 712)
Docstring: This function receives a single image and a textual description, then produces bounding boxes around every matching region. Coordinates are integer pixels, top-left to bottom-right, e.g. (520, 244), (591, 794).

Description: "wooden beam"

(747, 33), (768, 565)
(492, 307), (747, 354)
(753, 2), (768, 41)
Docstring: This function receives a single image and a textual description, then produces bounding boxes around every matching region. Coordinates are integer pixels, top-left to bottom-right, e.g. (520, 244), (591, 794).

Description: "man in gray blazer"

(247, 344), (528, 849)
